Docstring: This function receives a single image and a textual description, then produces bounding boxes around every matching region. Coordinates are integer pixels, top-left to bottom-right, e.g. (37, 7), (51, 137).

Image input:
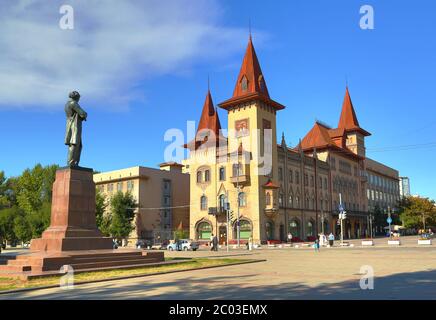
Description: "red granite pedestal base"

(30, 167), (113, 251)
(0, 167), (164, 279)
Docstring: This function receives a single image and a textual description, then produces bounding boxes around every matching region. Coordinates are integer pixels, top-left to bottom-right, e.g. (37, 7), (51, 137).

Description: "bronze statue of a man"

(64, 91), (87, 167)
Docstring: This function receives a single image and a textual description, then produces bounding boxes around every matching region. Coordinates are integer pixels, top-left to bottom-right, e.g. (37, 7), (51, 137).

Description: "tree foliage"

(95, 189), (111, 236)
(0, 164), (58, 244)
(399, 196), (436, 229)
(16, 164), (58, 215)
(109, 191), (137, 239)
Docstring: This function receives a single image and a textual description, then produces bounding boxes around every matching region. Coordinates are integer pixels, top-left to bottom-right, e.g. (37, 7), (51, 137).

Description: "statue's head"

(69, 91), (80, 101)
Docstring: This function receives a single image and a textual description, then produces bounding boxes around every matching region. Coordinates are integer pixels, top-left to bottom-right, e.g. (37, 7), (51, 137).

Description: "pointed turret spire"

(338, 87), (370, 136)
(197, 90), (221, 136)
(231, 37), (270, 99)
(218, 37), (285, 110)
(281, 132), (287, 148)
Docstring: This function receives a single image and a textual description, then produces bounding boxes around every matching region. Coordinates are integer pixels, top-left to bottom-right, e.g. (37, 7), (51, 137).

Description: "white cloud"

(0, 0), (249, 111)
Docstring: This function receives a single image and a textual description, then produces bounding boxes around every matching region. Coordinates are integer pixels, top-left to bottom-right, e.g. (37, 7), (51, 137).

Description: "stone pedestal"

(30, 167), (113, 252)
(0, 167), (164, 279)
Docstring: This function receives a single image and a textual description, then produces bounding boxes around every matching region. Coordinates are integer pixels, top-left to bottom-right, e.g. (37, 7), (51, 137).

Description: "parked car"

(135, 239), (151, 249)
(167, 239), (199, 251)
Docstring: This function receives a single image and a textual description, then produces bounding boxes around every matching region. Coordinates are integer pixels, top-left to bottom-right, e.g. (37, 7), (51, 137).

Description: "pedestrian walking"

(328, 233), (334, 247)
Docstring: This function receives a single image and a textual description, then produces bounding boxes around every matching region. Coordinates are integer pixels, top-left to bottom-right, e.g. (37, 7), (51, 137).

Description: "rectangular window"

(127, 181), (134, 192)
(289, 170), (293, 183)
(278, 167), (283, 181)
(295, 172), (300, 185)
(232, 163), (243, 177)
(117, 182), (123, 192)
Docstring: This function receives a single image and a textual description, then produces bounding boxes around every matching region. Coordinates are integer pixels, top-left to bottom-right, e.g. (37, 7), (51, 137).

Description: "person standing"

(287, 232), (293, 243)
(213, 234), (218, 251)
(210, 234), (215, 251)
(314, 238), (320, 252)
(328, 233), (335, 247)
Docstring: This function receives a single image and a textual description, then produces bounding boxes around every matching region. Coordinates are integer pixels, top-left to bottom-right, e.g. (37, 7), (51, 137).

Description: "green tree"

(0, 206), (19, 243)
(13, 212), (32, 244)
(109, 191), (137, 241)
(16, 164), (58, 215)
(28, 202), (52, 238)
(95, 189), (111, 236)
(0, 171), (13, 209)
(399, 196), (436, 229)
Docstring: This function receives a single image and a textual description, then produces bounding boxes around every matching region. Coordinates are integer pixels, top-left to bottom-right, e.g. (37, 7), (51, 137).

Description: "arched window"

(306, 220), (315, 237)
(289, 195), (293, 207)
(241, 75), (248, 92)
(258, 75), (266, 92)
(265, 192), (271, 206)
(200, 196), (208, 210)
(196, 171), (202, 183)
(279, 193), (284, 206)
(219, 167), (225, 181)
(289, 219), (300, 238)
(236, 220), (252, 239)
(204, 170), (210, 182)
(219, 194), (226, 212)
(238, 192), (246, 207)
(295, 196), (300, 208)
(197, 222), (212, 240)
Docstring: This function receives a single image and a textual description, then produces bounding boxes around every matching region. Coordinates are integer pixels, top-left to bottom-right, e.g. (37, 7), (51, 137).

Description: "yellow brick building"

(184, 36), (401, 244)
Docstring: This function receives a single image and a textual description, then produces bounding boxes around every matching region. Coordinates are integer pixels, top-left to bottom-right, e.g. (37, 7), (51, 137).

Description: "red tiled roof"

(184, 90), (225, 150)
(197, 90), (221, 135)
(232, 36), (269, 98)
(338, 87), (370, 136)
(263, 179), (280, 189)
(218, 37), (285, 111)
(296, 121), (364, 160)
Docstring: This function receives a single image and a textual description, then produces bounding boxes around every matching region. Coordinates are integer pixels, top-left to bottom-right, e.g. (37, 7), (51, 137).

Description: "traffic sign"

(338, 204), (344, 212)
(387, 217), (392, 224)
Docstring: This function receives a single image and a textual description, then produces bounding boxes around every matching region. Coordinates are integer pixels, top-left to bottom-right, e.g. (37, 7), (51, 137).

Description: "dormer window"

(241, 76), (248, 92)
(258, 75), (265, 92)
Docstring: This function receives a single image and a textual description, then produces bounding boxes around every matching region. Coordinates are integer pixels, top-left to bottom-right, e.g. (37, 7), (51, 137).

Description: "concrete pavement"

(1, 235), (436, 299)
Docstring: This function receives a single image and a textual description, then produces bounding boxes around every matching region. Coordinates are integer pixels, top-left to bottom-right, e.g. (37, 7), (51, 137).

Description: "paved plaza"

(1, 236), (436, 300)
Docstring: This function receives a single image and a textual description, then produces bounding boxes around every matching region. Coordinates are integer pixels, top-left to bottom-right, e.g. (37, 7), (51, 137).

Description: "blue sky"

(0, 0), (435, 199)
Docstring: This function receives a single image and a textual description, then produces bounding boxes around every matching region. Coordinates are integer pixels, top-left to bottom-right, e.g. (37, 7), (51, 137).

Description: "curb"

(0, 259), (266, 296)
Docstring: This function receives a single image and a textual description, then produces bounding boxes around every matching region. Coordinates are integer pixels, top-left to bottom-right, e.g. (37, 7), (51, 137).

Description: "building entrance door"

(219, 226), (227, 245)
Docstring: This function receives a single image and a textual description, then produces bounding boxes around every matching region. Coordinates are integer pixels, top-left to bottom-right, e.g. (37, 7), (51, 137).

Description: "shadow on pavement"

(2, 268), (436, 300)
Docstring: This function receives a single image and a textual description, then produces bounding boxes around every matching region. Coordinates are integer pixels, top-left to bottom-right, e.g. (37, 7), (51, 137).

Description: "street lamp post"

(236, 134), (244, 249)
(339, 193), (346, 245)
(320, 210), (325, 235)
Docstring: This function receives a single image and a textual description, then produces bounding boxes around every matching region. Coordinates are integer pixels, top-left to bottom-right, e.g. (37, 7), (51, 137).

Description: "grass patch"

(0, 258), (250, 292)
